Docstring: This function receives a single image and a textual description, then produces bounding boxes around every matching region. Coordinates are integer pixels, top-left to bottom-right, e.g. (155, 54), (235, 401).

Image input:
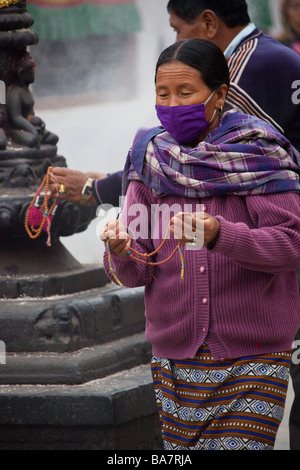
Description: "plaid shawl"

(123, 111), (300, 198)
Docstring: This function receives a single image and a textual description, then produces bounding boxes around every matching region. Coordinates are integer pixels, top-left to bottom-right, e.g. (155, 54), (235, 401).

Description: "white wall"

(36, 0), (174, 265)
(268, 0), (282, 34)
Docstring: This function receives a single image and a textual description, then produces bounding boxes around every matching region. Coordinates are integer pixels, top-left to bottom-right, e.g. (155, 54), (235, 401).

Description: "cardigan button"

(202, 297), (208, 304)
(200, 266), (205, 273)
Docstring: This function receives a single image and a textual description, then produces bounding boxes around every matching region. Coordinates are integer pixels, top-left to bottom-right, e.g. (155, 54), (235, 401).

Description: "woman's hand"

(49, 167), (107, 204)
(100, 220), (131, 258)
(170, 211), (220, 247)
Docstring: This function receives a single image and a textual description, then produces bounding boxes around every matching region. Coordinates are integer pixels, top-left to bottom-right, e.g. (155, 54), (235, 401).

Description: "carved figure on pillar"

(0, 0), (61, 189)
(6, 50), (58, 148)
(0, 0), (96, 260)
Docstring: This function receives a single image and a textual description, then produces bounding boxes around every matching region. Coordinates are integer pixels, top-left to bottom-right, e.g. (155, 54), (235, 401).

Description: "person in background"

(167, 0), (300, 150)
(101, 38), (300, 450)
(277, 0), (300, 54)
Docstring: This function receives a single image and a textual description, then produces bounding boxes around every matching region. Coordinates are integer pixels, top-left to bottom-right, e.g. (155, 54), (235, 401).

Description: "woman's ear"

(215, 84), (228, 111)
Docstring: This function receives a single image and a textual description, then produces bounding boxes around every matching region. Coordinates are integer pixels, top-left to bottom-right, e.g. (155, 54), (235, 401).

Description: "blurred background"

(27, 0), (288, 264)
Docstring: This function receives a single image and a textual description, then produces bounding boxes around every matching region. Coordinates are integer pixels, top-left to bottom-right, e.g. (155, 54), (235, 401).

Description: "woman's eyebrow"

(156, 85), (168, 91)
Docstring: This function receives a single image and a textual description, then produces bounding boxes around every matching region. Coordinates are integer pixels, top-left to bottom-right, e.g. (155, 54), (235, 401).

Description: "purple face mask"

(155, 91), (216, 145)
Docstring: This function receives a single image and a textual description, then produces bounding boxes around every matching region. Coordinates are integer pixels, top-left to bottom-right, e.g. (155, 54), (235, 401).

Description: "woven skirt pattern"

(151, 344), (291, 450)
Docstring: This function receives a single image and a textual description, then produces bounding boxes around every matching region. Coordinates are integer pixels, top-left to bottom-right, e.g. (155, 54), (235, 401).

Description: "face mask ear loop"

(204, 90), (215, 105)
(209, 108), (218, 124)
(204, 91), (218, 124)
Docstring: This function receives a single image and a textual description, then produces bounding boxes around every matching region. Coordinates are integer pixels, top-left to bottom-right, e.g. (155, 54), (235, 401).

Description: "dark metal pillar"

(0, 0), (161, 450)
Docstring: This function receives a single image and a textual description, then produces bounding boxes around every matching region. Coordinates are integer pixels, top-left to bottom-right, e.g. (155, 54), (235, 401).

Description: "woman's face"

(286, 0), (300, 35)
(155, 61), (227, 137)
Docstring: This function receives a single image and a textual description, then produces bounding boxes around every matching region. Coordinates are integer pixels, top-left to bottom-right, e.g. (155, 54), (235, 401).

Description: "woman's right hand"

(100, 220), (131, 258)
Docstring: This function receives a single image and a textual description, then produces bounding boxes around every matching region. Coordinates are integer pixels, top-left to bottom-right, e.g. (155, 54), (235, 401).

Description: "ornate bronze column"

(0, 0), (161, 450)
(0, 0), (96, 275)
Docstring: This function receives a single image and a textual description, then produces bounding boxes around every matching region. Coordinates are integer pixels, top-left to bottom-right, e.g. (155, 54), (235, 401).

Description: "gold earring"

(218, 107), (223, 116)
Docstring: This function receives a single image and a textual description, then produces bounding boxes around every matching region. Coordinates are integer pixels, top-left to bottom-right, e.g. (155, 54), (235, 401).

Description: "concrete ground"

(274, 381), (294, 450)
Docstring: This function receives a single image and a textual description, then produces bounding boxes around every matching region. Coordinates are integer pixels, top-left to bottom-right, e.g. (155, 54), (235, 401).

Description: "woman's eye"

(181, 92), (192, 97)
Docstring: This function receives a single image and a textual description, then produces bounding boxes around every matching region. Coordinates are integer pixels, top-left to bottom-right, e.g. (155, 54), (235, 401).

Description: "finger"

(100, 227), (109, 241)
(49, 173), (56, 184)
(108, 237), (131, 257)
(51, 167), (68, 177)
(106, 220), (128, 237)
(49, 171), (67, 194)
(50, 172), (69, 190)
(100, 222), (118, 243)
(102, 219), (126, 240)
(173, 213), (195, 239)
(203, 215), (220, 245)
(48, 181), (58, 193)
(106, 230), (128, 240)
(171, 212), (205, 248)
(170, 224), (193, 243)
(110, 237), (128, 251)
(118, 239), (131, 257)
(112, 238), (131, 257)
(172, 212), (194, 225)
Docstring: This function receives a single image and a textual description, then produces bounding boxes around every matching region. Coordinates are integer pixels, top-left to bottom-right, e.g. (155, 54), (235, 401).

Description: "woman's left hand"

(170, 211), (220, 247)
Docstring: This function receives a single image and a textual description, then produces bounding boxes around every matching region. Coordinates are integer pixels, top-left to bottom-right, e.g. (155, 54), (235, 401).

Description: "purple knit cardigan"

(103, 180), (300, 361)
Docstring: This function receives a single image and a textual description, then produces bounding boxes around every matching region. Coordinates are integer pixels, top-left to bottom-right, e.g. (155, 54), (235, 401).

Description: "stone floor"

(274, 381), (294, 450)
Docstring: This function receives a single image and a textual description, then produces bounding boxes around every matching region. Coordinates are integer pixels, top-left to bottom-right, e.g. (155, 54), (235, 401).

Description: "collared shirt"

(224, 22), (256, 58)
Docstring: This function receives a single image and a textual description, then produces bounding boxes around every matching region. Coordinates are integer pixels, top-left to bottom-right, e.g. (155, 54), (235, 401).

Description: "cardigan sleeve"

(103, 180), (156, 287)
(210, 192), (300, 273)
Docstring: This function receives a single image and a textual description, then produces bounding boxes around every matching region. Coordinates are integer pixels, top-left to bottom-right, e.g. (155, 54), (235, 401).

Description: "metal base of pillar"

(0, 364), (163, 450)
(0, 262), (162, 449)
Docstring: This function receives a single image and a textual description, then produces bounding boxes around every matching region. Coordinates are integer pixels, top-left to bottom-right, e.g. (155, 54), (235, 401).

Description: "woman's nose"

(168, 95), (180, 107)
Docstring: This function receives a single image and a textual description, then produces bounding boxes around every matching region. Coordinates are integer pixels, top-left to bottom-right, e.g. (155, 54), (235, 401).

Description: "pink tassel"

(28, 206), (43, 226)
(43, 199), (59, 231)
(43, 215), (53, 232)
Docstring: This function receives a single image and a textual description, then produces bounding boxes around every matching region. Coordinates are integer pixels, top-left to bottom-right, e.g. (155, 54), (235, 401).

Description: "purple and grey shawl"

(123, 111), (300, 198)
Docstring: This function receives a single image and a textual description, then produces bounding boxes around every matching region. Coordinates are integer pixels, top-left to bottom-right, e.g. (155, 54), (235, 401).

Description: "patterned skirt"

(151, 344), (291, 450)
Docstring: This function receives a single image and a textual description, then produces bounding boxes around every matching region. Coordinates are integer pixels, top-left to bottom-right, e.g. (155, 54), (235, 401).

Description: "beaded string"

(106, 229), (185, 286)
(24, 166), (59, 247)
(106, 240), (126, 287)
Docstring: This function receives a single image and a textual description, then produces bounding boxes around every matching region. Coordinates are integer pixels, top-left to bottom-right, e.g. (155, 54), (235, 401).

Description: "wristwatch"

(79, 177), (94, 205)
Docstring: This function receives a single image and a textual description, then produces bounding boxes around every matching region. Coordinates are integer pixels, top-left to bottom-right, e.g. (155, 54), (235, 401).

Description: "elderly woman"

(277, 0), (300, 54)
(101, 39), (300, 451)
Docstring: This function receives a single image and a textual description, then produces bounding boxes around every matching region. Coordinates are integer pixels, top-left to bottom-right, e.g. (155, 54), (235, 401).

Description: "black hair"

(167, 0), (250, 28)
(155, 39), (230, 92)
